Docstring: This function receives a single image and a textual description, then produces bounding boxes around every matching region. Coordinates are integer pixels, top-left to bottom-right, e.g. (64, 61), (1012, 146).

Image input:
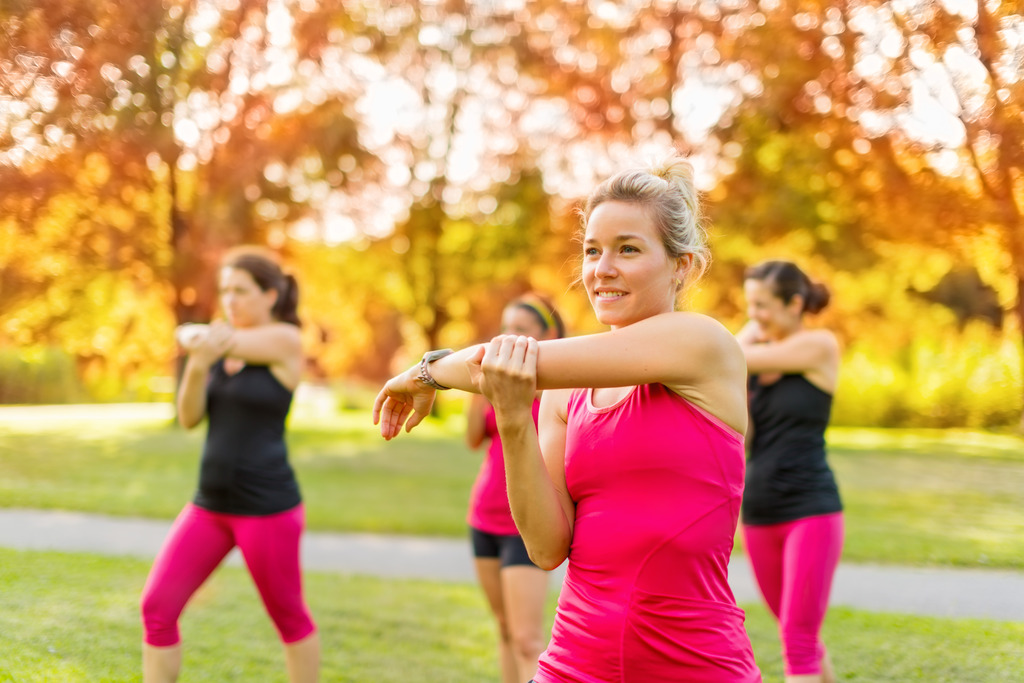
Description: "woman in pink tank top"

(375, 155), (761, 682)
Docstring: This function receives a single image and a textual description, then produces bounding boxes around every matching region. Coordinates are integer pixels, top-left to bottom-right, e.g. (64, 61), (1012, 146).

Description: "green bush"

(833, 322), (1022, 428)
(0, 348), (88, 404)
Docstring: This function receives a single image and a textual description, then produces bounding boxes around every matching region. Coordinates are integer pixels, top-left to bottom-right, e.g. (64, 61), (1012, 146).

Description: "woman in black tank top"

(736, 261), (843, 683)
(140, 247), (319, 682)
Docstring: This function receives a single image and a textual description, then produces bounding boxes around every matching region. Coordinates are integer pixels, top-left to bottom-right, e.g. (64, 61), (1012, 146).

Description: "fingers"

(204, 322), (234, 354)
(483, 334), (537, 377)
(377, 396), (409, 440)
(523, 336), (539, 377)
(405, 408), (426, 432)
(372, 388), (387, 425)
(466, 345), (486, 390)
(388, 401), (412, 438)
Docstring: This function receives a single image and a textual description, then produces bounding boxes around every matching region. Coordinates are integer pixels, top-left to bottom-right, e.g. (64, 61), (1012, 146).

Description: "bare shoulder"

(669, 312), (746, 368)
(795, 328), (840, 358)
(266, 322), (303, 349)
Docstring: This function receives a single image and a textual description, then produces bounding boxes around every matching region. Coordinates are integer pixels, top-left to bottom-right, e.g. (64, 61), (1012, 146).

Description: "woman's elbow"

(177, 412), (201, 429)
(525, 537), (570, 570)
(532, 552), (565, 573)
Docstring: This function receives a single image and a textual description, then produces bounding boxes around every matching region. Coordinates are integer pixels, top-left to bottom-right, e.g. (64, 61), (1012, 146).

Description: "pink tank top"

(467, 400), (540, 535)
(535, 384), (761, 683)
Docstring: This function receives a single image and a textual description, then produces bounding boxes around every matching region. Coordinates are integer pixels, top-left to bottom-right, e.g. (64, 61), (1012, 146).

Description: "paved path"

(2, 509), (1022, 622)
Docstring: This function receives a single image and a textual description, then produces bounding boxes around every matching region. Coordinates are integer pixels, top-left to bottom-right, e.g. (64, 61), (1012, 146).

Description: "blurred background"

(2, 0), (1021, 430)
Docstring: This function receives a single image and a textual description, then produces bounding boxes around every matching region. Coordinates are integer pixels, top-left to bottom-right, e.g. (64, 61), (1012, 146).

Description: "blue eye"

(584, 247), (599, 256)
(622, 245), (638, 253)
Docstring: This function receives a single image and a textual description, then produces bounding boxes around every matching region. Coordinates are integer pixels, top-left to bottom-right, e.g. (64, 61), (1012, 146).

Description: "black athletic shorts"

(470, 526), (538, 568)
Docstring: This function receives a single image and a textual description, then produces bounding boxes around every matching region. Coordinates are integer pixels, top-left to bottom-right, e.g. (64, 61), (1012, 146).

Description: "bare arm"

(374, 312), (748, 437)
(176, 324), (234, 429)
(465, 394), (488, 449)
(503, 388), (574, 570)
(225, 323), (304, 390)
(423, 313), (732, 392)
(739, 328), (839, 375)
(470, 336), (574, 569)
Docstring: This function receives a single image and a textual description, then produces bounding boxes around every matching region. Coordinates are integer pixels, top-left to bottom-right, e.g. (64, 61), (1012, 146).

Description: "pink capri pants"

(140, 503), (316, 647)
(742, 512), (843, 676)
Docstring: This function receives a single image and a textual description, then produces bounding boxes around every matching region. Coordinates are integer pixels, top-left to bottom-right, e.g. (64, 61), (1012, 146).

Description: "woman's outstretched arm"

(374, 311), (747, 438)
(739, 327), (839, 375)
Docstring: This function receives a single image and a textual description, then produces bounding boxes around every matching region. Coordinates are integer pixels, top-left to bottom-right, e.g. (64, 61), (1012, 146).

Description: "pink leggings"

(742, 513), (843, 676)
(140, 503), (316, 647)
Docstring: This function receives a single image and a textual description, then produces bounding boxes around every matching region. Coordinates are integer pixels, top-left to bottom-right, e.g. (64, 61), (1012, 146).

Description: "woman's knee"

(510, 630), (545, 661)
(780, 630), (823, 676)
(140, 589), (182, 647)
(269, 602), (317, 644)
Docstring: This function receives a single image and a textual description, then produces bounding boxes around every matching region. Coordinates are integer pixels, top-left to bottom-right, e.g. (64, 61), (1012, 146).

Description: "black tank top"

(741, 374), (842, 525)
(193, 360), (301, 515)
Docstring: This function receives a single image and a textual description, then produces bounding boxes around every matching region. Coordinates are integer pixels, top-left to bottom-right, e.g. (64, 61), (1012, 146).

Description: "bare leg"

(285, 631), (320, 683)
(820, 648), (836, 683)
(501, 565), (549, 682)
(474, 557), (517, 683)
(142, 643), (181, 683)
(785, 651), (834, 683)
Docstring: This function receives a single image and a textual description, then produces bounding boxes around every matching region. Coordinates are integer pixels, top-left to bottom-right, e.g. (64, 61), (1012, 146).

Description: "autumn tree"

(714, 0), (1024, 425)
(0, 0), (377, 394)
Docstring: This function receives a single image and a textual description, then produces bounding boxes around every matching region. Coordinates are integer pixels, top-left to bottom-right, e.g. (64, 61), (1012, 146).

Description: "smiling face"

(743, 278), (804, 339)
(582, 201), (688, 329)
(219, 266), (278, 328)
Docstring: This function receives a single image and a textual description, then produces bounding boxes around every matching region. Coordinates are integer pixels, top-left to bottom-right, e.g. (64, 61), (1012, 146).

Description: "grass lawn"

(0, 547), (1021, 683)
(0, 404), (1022, 567)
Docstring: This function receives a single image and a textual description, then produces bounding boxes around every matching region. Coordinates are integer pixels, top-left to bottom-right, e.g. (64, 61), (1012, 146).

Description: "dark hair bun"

(804, 282), (831, 314)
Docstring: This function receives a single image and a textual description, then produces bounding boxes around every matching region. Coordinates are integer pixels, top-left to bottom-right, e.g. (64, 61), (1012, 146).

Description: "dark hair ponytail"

(274, 273), (301, 326)
(222, 246), (302, 327)
(744, 260), (830, 315)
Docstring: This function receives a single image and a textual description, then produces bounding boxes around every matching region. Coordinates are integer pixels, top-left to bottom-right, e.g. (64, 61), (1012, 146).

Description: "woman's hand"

(176, 323), (209, 350)
(187, 322), (234, 368)
(736, 320), (768, 345)
(373, 366), (437, 440)
(468, 335), (539, 422)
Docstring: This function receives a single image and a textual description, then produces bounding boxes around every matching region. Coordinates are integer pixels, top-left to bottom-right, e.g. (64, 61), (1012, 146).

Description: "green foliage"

(2, 0), (1022, 429)
(0, 348), (87, 404)
(835, 325), (1022, 428)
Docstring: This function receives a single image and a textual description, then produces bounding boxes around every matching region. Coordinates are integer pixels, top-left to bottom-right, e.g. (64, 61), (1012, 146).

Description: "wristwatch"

(416, 348), (454, 390)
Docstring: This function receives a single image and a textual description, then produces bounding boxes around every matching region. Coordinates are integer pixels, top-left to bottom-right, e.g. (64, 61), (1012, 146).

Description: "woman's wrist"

(415, 349), (454, 390)
(492, 406), (534, 434)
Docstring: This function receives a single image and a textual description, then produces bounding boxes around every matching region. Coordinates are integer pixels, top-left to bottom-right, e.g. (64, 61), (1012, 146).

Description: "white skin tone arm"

(737, 323), (840, 393)
(175, 322), (303, 429)
(373, 311), (748, 438)
(501, 383), (575, 570)
(465, 394), (488, 449)
(373, 312), (748, 568)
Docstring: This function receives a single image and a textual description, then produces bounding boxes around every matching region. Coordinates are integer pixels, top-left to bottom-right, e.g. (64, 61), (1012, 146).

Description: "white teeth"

(596, 291), (624, 299)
